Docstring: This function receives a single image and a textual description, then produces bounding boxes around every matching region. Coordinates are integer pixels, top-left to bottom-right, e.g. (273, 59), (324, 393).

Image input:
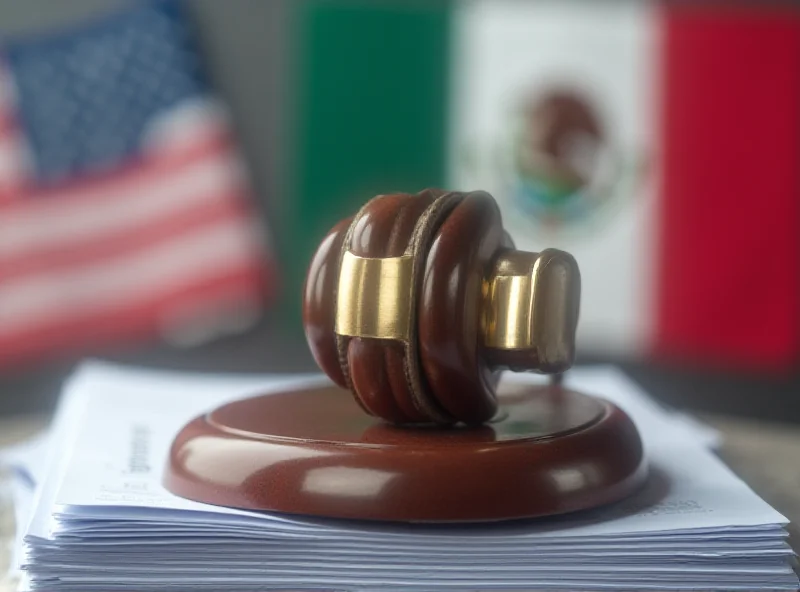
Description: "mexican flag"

(287, 0), (799, 370)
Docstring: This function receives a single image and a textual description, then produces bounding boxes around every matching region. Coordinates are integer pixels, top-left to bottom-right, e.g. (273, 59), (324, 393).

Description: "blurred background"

(0, 0), (797, 421)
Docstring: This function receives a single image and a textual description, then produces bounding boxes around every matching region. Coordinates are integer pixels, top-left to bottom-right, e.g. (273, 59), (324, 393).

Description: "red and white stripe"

(0, 97), (274, 367)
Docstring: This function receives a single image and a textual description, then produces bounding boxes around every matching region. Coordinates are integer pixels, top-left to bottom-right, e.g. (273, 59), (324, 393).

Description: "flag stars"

(5, 0), (208, 183)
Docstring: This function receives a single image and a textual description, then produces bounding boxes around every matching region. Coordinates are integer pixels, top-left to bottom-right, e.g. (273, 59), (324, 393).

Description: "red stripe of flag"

(0, 127), (230, 210)
(0, 263), (272, 368)
(0, 217), (268, 333)
(656, 4), (800, 369)
(0, 187), (253, 281)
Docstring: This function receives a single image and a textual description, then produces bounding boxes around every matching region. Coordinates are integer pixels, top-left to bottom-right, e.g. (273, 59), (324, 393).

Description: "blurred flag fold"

(0, 0), (275, 367)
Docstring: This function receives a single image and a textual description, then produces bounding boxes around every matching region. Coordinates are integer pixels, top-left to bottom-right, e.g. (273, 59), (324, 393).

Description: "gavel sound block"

(164, 190), (646, 522)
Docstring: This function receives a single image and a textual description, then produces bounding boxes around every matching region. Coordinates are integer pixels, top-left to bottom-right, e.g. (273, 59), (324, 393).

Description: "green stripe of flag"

(279, 0), (451, 329)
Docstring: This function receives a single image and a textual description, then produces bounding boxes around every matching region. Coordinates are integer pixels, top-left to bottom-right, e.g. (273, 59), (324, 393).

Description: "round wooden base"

(163, 383), (646, 523)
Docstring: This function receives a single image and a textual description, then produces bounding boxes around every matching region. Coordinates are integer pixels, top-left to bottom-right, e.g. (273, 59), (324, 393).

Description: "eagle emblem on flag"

(508, 87), (623, 231)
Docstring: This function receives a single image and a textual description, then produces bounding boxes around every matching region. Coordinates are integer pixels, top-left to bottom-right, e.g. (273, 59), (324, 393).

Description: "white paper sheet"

(45, 364), (778, 538)
(6, 361), (796, 592)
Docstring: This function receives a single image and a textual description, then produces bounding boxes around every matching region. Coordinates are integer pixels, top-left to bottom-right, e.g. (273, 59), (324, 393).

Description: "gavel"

(166, 188), (645, 521)
(303, 189), (581, 426)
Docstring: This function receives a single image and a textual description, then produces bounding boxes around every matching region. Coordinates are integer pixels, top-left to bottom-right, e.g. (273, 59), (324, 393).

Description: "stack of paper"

(2, 362), (797, 591)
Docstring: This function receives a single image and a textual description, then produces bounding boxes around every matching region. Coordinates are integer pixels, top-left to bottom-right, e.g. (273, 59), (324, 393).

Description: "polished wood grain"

(302, 217), (351, 390)
(418, 191), (507, 424)
(303, 189), (583, 426)
(344, 191), (439, 423)
(164, 382), (646, 522)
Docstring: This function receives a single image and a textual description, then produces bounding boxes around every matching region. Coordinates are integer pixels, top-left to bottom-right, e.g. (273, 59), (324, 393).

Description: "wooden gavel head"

(302, 189), (581, 426)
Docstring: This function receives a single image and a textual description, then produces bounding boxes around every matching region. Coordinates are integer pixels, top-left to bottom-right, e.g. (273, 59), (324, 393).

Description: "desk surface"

(2, 413), (799, 589)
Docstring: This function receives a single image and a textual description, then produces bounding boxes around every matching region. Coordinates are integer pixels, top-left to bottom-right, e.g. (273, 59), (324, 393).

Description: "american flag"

(0, 1), (275, 367)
